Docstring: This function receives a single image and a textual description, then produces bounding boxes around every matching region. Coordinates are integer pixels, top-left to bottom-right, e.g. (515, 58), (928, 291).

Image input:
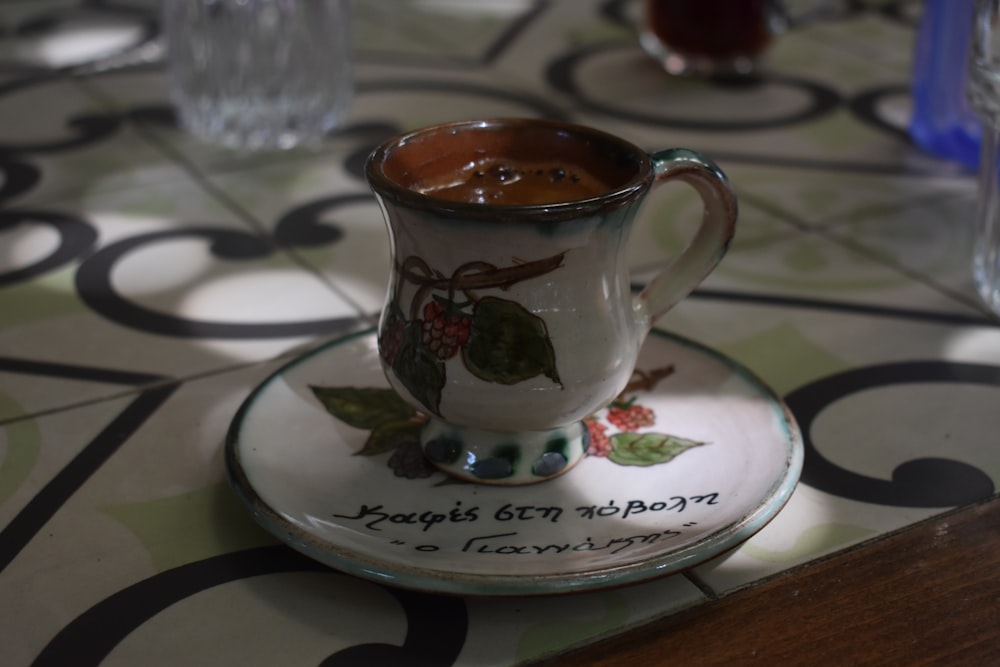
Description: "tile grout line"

(688, 288), (999, 327)
(0, 383), (179, 428)
(128, 123), (377, 320)
(708, 150), (973, 180)
(807, 189), (975, 230)
(78, 78), (371, 320)
(73, 74), (374, 321)
(738, 182), (970, 232)
(686, 492), (1000, 605)
(818, 230), (994, 315)
(0, 338), (344, 427)
(739, 190), (998, 319)
(682, 570), (720, 601)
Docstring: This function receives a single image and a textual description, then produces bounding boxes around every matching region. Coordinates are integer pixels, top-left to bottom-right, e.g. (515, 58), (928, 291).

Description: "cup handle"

(633, 148), (738, 330)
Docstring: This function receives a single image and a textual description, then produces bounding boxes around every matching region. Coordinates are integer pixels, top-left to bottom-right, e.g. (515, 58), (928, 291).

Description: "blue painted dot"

(424, 437), (462, 464)
(471, 458), (514, 479)
(532, 451), (568, 477)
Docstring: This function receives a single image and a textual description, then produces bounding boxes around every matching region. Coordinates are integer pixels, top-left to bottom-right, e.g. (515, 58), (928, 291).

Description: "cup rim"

(364, 118), (654, 221)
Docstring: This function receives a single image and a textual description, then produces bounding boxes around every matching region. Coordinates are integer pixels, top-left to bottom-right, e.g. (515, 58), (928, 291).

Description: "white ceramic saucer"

(226, 328), (803, 596)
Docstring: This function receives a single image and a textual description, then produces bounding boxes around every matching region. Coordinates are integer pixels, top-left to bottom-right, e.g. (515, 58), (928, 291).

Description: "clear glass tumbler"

(968, 0), (1000, 313)
(162, 0), (353, 151)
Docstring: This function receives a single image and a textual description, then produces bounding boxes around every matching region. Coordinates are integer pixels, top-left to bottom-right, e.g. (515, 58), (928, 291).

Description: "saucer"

(225, 328), (803, 596)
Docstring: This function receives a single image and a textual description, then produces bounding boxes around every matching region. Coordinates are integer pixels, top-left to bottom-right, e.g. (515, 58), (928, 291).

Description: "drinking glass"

(968, 0), (1000, 313)
(162, 0), (353, 151)
(639, 0), (788, 78)
(638, 0), (846, 79)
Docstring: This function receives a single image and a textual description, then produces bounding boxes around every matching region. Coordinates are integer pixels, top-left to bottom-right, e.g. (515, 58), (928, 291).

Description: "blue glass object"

(909, 0), (981, 168)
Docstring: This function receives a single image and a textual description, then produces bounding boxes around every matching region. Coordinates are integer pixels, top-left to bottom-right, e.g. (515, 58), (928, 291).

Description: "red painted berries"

(607, 401), (655, 431)
(587, 399), (656, 457)
(585, 417), (611, 457)
(379, 315), (405, 365)
(421, 301), (472, 360)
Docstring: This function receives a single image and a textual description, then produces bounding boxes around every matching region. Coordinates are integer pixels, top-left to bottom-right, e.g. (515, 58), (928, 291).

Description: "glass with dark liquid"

(640, 0), (788, 77)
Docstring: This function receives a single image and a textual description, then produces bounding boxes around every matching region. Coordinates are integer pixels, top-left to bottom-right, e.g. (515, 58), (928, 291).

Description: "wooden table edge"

(531, 494), (1000, 666)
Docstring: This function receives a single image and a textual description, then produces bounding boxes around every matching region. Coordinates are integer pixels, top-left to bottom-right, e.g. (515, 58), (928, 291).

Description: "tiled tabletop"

(2, 1), (998, 665)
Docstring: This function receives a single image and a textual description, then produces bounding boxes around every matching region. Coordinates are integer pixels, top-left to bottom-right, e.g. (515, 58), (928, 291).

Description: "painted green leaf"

(462, 296), (561, 386)
(607, 432), (704, 467)
(357, 419), (424, 457)
(393, 321), (445, 416)
(309, 386), (416, 429)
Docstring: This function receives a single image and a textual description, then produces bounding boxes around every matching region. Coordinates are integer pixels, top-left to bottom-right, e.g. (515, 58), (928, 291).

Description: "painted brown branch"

(398, 255), (438, 284)
(397, 252), (565, 295)
(450, 261), (499, 304)
(622, 365), (675, 394)
(397, 256), (441, 319)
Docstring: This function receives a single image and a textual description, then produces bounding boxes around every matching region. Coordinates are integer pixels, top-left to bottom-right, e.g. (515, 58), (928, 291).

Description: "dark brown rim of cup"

(364, 118), (654, 222)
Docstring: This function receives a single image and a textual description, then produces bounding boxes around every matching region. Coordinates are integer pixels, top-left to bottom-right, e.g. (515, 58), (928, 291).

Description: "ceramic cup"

(365, 118), (737, 484)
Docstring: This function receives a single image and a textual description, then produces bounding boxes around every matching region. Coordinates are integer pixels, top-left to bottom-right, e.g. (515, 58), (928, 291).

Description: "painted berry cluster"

(420, 301), (472, 360)
(378, 253), (565, 417)
(586, 398), (656, 456)
(582, 367), (705, 466)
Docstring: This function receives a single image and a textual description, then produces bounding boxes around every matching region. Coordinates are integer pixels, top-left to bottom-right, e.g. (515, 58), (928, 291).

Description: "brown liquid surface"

(414, 158), (611, 206)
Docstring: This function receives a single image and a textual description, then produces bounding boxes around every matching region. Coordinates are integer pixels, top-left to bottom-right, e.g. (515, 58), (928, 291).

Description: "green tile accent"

(0, 395), (39, 507)
(101, 482), (277, 572)
(515, 591), (630, 662)
(717, 322), (850, 395)
(741, 522), (877, 563)
(0, 269), (88, 329)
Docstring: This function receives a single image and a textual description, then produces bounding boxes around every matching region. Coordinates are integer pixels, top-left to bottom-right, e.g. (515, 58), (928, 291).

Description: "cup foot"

(421, 419), (589, 485)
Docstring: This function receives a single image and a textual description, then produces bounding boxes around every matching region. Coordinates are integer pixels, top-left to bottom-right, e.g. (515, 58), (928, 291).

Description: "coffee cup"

(365, 118), (737, 484)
